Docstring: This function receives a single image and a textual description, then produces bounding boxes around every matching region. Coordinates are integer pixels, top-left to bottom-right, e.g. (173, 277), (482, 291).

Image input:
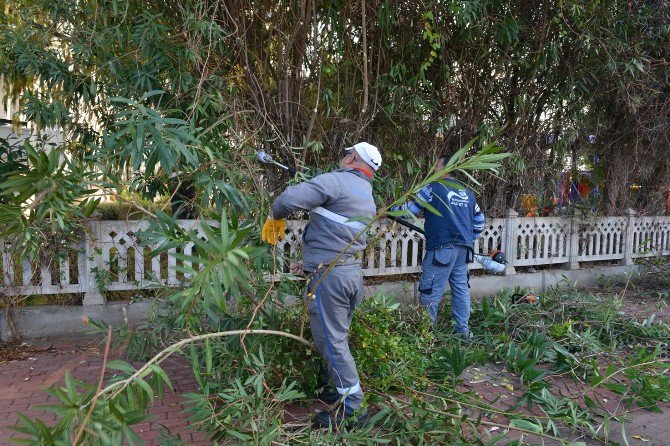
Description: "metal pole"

(257, 150), (291, 171)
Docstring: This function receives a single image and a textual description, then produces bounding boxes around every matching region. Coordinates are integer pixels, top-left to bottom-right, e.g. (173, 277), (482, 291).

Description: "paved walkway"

(1, 338), (668, 445)
(0, 338), (208, 445)
(459, 364), (670, 445)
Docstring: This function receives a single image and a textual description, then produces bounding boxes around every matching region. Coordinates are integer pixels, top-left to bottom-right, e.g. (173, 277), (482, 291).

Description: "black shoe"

(315, 362), (340, 404)
(315, 385), (340, 405)
(458, 331), (473, 342)
(314, 407), (369, 429)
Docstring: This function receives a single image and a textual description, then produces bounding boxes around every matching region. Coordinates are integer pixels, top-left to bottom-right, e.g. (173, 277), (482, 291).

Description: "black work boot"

(316, 385), (340, 405)
(315, 363), (340, 405)
(458, 331), (473, 343)
(314, 406), (369, 429)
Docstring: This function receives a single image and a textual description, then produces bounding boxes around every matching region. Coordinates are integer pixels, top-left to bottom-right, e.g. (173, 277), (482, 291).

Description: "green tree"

(2, 0), (668, 216)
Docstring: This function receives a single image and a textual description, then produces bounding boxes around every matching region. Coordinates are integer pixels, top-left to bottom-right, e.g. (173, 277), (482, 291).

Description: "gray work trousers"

(307, 264), (364, 411)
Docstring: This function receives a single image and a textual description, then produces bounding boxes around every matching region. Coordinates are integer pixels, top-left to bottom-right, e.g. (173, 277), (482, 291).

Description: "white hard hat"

(345, 142), (382, 171)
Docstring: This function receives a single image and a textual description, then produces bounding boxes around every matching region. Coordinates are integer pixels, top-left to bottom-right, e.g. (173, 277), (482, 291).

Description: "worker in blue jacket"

(392, 154), (485, 338)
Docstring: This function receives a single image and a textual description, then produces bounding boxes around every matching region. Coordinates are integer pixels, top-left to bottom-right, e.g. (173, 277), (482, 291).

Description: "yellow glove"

(261, 218), (286, 245)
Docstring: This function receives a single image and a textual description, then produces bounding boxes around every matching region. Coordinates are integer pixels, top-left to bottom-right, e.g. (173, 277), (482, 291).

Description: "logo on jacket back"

(447, 190), (469, 207)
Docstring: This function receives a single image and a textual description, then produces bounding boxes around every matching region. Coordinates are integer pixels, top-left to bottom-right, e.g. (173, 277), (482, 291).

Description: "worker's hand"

(290, 262), (304, 275)
(261, 218), (286, 245)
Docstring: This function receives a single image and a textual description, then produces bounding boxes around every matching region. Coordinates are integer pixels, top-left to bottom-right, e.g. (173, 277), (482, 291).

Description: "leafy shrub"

(350, 293), (434, 391)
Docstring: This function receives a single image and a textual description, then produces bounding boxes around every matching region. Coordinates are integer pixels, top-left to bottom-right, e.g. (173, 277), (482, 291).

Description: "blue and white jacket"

(394, 179), (485, 252)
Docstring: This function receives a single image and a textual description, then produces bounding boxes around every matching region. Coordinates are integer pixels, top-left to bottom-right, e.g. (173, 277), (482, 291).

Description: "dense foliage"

(1, 0), (669, 219)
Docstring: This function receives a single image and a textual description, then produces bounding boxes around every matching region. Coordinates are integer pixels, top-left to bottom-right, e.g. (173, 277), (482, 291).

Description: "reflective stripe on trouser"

(307, 265), (364, 410)
(418, 245), (471, 333)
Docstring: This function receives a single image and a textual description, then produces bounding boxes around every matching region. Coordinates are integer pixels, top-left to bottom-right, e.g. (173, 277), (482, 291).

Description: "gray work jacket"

(271, 168), (376, 272)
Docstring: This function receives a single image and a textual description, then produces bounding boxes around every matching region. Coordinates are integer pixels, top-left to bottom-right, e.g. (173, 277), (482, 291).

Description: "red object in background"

(511, 292), (540, 304)
(578, 176), (591, 198)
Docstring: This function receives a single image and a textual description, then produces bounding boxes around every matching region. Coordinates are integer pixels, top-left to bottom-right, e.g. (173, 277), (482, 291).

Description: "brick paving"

(0, 338), (209, 446)
(459, 364), (670, 445)
(1, 338), (669, 445)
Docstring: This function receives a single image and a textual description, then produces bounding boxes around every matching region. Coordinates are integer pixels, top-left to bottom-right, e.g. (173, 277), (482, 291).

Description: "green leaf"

(205, 338), (213, 374)
(583, 395), (599, 411)
(147, 364), (173, 392)
(133, 377), (155, 404)
(602, 383), (627, 394)
(415, 197), (442, 217)
(64, 371), (78, 400)
(509, 419), (543, 434)
(107, 360), (137, 374)
(226, 429), (252, 441)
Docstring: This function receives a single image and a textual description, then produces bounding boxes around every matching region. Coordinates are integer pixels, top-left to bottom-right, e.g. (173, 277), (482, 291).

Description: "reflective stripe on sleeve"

(312, 206), (367, 232)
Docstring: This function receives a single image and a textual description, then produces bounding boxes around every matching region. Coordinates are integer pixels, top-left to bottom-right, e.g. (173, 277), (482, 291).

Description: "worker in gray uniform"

(261, 142), (381, 428)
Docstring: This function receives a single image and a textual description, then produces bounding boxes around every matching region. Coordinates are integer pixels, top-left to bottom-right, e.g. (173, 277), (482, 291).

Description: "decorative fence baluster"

(1, 215), (668, 305)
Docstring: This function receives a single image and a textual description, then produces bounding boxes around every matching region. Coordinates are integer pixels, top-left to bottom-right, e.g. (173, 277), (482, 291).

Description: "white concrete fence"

(1, 210), (669, 306)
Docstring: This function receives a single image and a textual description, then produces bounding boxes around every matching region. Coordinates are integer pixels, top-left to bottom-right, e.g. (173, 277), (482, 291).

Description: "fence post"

(620, 208), (637, 266)
(564, 215), (580, 270)
(83, 221), (106, 306)
(503, 208), (518, 275)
